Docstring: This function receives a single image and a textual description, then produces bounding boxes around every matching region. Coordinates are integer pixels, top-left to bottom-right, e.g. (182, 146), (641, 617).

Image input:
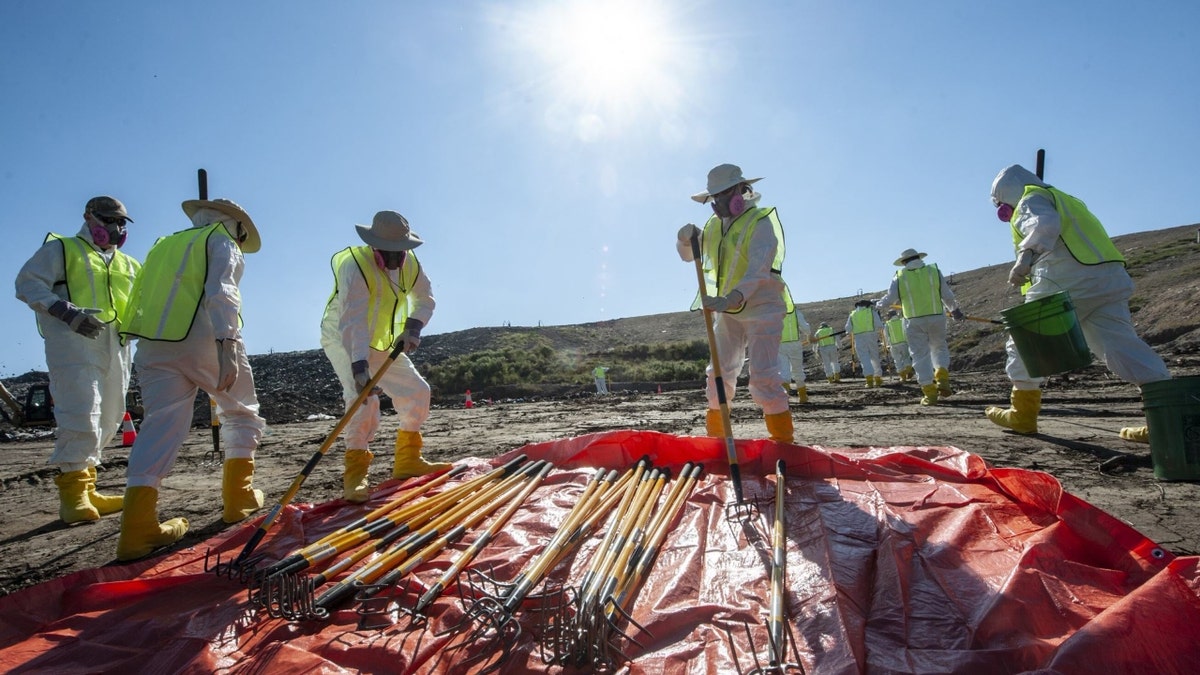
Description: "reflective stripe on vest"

(814, 326), (835, 347)
(325, 246), (421, 352)
(896, 263), (942, 318)
(44, 233), (139, 326)
(692, 206), (791, 314)
(849, 307), (875, 334)
(1012, 185), (1125, 265)
(885, 317), (906, 344)
(120, 223), (231, 341)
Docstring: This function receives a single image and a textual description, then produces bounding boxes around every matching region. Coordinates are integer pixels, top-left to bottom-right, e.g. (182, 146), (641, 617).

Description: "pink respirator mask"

(90, 220), (127, 248)
(996, 203), (1014, 222)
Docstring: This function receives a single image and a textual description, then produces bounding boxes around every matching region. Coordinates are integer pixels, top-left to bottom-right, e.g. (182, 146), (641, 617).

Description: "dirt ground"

(3, 361), (1199, 598)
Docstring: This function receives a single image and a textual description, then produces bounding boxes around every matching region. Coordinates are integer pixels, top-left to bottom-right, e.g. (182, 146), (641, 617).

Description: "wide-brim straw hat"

(691, 163), (763, 204)
(894, 248), (927, 266)
(181, 198), (260, 253)
(355, 210), (423, 251)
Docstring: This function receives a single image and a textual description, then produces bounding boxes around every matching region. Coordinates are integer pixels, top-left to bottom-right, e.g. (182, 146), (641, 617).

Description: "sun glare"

(495, 0), (694, 141)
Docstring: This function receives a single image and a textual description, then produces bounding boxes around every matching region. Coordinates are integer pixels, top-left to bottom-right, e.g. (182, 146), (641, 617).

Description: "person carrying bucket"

(986, 164), (1171, 438)
(875, 248), (964, 404)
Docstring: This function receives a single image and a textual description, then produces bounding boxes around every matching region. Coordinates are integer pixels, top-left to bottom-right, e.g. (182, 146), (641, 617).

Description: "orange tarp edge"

(1, 430), (1198, 674)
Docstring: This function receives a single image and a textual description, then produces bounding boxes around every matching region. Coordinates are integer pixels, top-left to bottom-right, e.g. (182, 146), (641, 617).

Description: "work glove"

(702, 290), (744, 313)
(950, 308), (965, 322)
(215, 338), (244, 392)
(48, 300), (106, 339)
(351, 359), (382, 396)
(677, 223), (700, 243)
(1008, 250), (1034, 287)
(399, 318), (424, 354)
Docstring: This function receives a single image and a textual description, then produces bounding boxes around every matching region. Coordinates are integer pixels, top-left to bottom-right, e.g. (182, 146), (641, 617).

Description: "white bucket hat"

(181, 198), (261, 253)
(691, 163), (763, 204)
(894, 248), (927, 266)
(356, 210), (423, 251)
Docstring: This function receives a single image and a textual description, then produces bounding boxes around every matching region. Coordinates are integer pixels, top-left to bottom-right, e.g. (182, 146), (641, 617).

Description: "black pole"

(1035, 149), (1045, 180)
(197, 168), (220, 458)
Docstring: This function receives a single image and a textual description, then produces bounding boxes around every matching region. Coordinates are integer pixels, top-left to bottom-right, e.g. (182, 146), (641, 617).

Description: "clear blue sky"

(3, 1), (1197, 376)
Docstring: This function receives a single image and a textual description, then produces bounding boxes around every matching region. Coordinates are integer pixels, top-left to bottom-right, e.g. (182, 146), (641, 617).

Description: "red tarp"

(2, 430), (1198, 674)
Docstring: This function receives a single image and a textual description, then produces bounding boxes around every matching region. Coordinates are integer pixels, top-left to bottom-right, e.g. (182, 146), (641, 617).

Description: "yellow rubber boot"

(920, 384), (939, 406)
(986, 388), (1041, 434)
(55, 470), (99, 524)
(902, 366), (915, 381)
(343, 449), (374, 503)
(833, 373), (841, 383)
(796, 385), (808, 403)
(222, 458), (264, 523)
(705, 409), (723, 437)
(116, 486), (189, 561)
(764, 411), (794, 444)
(935, 367), (952, 397)
(85, 466), (123, 515)
(393, 431), (450, 480)
(1119, 425), (1150, 443)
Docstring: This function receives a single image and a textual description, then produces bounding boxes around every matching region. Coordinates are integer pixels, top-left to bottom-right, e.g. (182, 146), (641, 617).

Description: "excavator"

(0, 381), (54, 427)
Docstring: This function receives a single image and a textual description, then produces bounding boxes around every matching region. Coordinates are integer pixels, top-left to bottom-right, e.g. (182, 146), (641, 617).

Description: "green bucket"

(1143, 377), (1200, 481)
(1001, 291), (1092, 378)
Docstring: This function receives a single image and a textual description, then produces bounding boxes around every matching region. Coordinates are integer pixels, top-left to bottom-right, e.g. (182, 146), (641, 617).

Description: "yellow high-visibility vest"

(814, 326), (836, 347)
(1010, 185), (1124, 265)
(120, 223), (232, 341)
(325, 246), (421, 352)
(692, 206), (793, 314)
(896, 263), (943, 318)
(885, 317), (906, 345)
(44, 233), (139, 327)
(849, 307), (876, 334)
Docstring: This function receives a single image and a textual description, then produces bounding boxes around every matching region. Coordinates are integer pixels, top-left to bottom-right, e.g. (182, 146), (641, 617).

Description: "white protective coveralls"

(845, 305), (884, 379)
(875, 261), (959, 386)
(991, 165), (1170, 390)
(778, 308), (811, 387)
(15, 224), (133, 472)
(677, 192), (789, 417)
(124, 212), (265, 489)
(813, 326), (840, 379)
(319, 253), (434, 447)
(884, 316), (914, 375)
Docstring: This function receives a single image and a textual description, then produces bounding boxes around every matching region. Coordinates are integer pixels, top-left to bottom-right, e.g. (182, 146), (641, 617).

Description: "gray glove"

(950, 308), (965, 322)
(351, 359), (381, 395)
(399, 318), (424, 354)
(702, 290), (744, 313)
(215, 338), (244, 392)
(1008, 250), (1034, 287)
(677, 223), (700, 243)
(48, 300), (105, 339)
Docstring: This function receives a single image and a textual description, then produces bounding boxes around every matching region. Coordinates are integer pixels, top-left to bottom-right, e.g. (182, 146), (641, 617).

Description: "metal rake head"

(434, 594), (522, 674)
(355, 579), (426, 631)
(204, 548), (267, 584)
(738, 619), (806, 675)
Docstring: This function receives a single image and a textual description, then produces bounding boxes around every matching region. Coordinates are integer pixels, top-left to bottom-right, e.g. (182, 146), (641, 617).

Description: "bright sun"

(495, 0), (693, 140)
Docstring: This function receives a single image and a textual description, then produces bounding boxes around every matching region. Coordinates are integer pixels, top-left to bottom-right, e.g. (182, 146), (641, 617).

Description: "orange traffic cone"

(121, 412), (137, 446)
(464, 389), (474, 409)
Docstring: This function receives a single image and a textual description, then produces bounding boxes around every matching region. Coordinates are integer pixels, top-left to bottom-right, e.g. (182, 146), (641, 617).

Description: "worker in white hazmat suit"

(812, 322), (841, 382)
(987, 164), (1170, 437)
(320, 210), (450, 503)
(115, 198), (266, 560)
(778, 305), (811, 402)
(14, 196), (140, 524)
(845, 300), (885, 387)
(883, 310), (914, 381)
(677, 163), (795, 443)
(592, 365), (610, 395)
(875, 248), (963, 403)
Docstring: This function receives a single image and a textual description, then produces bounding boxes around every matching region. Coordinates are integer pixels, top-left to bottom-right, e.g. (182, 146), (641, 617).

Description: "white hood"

(991, 164), (1047, 206)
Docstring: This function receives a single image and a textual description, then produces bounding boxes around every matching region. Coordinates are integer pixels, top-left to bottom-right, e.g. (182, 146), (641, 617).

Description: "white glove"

(351, 359), (381, 395)
(399, 318), (424, 354)
(1008, 250), (1034, 287)
(702, 291), (744, 313)
(215, 338), (244, 392)
(677, 223), (700, 243)
(48, 300), (106, 339)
